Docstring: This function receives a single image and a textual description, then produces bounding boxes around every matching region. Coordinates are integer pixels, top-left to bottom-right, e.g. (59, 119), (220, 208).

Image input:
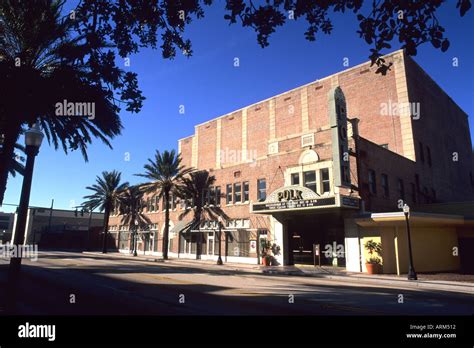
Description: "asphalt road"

(1, 251), (473, 316)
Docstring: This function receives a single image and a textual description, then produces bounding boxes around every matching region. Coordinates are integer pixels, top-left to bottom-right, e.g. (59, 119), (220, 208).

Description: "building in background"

(109, 49), (474, 273)
(9, 207), (104, 250)
(0, 212), (14, 243)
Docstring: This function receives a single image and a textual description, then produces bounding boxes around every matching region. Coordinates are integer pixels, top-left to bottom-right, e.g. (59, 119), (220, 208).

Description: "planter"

(366, 263), (383, 274)
(262, 256), (270, 266)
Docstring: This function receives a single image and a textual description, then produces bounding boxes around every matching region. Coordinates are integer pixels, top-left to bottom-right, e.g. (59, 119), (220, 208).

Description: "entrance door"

(290, 233), (313, 265)
(207, 232), (215, 255)
(147, 233), (154, 252)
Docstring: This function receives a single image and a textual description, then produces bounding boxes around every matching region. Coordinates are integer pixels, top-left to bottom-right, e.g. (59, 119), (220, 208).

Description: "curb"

(265, 269), (474, 294)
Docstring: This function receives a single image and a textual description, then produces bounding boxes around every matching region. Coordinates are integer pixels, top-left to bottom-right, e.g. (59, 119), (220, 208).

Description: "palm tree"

(0, 0), (123, 205)
(8, 142), (26, 177)
(82, 170), (128, 253)
(136, 150), (192, 260)
(177, 170), (229, 259)
(118, 185), (151, 256)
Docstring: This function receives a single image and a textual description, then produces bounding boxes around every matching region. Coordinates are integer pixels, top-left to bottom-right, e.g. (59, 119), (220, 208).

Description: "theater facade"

(108, 50), (474, 274)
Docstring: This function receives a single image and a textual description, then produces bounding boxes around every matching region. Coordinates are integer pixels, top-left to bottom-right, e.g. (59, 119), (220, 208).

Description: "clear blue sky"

(2, 1), (473, 213)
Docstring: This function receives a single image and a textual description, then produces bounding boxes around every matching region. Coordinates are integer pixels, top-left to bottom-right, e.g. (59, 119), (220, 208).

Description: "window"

(381, 174), (389, 197)
(418, 142), (424, 163)
(303, 170), (317, 193)
(397, 179), (405, 201)
(291, 173), (300, 185)
(321, 168), (330, 193)
(234, 183), (242, 203)
(226, 184), (232, 204)
(423, 187), (429, 203)
(257, 179), (266, 201)
(426, 146), (432, 167)
(411, 183), (417, 204)
(215, 186), (221, 206)
(368, 170), (377, 195)
(243, 181), (249, 202)
(206, 187), (217, 206)
(431, 188), (436, 202)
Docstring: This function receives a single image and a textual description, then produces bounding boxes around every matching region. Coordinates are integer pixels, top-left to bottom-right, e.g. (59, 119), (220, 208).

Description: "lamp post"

(216, 216), (223, 265)
(403, 204), (417, 280)
(86, 209), (93, 251)
(133, 219), (138, 257)
(6, 123), (43, 312)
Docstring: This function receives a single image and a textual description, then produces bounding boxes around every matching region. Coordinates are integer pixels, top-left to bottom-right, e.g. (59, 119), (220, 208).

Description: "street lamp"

(216, 216), (223, 265)
(403, 204), (417, 280)
(133, 219), (138, 257)
(6, 123), (43, 312)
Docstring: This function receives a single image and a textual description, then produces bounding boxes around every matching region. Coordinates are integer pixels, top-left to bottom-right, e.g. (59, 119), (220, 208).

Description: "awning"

(355, 211), (466, 227)
(170, 220), (200, 235)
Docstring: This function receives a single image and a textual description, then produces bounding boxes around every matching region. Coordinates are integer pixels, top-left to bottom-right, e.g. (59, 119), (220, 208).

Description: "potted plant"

(364, 239), (383, 274)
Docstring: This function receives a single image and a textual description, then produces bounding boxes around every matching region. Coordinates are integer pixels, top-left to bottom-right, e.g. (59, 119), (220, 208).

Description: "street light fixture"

(7, 123), (43, 312)
(403, 204), (417, 280)
(216, 216), (223, 265)
(133, 219), (139, 257)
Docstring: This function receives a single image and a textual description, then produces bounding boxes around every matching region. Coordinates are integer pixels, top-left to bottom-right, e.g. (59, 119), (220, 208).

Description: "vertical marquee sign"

(328, 86), (351, 187)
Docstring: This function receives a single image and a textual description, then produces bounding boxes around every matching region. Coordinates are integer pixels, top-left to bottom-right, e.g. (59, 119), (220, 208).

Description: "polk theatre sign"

(251, 185), (359, 213)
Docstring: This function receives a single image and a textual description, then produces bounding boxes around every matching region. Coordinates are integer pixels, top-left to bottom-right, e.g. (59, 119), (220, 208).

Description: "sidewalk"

(82, 251), (474, 294)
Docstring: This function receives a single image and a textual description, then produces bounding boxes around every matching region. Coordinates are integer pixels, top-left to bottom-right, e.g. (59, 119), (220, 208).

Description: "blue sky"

(2, 1), (473, 213)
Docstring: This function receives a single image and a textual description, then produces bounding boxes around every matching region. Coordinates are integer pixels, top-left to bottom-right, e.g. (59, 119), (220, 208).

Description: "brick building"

(109, 50), (474, 273)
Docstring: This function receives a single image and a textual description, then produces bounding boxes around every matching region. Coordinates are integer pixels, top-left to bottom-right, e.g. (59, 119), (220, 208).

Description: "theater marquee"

(251, 185), (359, 213)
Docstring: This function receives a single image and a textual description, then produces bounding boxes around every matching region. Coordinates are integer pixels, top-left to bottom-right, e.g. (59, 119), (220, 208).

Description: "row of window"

(291, 169), (331, 194)
(368, 170), (436, 204)
(226, 179), (266, 204)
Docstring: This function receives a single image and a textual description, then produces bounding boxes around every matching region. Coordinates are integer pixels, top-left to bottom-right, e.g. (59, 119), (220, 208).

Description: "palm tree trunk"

(163, 190), (170, 260)
(195, 209), (202, 260)
(102, 208), (110, 253)
(0, 123), (22, 206)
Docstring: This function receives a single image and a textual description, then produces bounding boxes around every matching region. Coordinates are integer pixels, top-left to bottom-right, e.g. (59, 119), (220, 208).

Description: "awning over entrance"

(354, 211), (467, 227)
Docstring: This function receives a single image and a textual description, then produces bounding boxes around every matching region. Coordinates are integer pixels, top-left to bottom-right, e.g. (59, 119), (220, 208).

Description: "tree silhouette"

(224, 0), (471, 75)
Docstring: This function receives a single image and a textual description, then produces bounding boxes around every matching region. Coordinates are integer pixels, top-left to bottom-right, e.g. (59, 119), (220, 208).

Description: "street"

(0, 251), (473, 316)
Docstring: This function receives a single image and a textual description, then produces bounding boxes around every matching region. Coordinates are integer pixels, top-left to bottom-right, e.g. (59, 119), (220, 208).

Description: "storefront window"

(227, 230), (250, 257)
(303, 170), (317, 193)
